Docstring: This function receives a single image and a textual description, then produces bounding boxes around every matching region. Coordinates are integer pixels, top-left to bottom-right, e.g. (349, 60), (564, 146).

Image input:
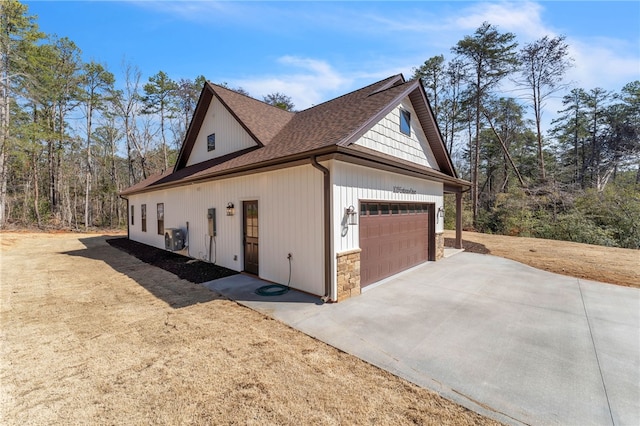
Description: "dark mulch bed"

(444, 237), (490, 254)
(106, 237), (238, 284)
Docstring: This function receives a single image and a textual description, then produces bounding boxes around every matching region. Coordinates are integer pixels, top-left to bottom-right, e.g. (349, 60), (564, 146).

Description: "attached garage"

(359, 202), (434, 287)
(122, 74), (469, 303)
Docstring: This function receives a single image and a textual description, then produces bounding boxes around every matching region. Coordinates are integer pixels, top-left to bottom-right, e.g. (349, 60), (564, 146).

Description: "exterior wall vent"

(164, 228), (185, 251)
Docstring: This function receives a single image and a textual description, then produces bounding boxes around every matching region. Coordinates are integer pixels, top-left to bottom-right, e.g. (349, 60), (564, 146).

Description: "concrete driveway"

(205, 252), (640, 426)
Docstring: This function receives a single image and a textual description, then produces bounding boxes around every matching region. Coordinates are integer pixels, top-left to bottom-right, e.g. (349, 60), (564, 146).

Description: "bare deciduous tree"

(80, 61), (114, 229)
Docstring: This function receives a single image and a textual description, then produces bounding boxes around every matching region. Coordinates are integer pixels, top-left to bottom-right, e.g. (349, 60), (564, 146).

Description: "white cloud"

(234, 56), (352, 110)
(360, 1), (551, 44)
(451, 1), (550, 40)
(446, 2), (639, 97)
(568, 38), (640, 90)
(137, 0), (638, 106)
(360, 12), (441, 34)
(131, 0), (234, 20)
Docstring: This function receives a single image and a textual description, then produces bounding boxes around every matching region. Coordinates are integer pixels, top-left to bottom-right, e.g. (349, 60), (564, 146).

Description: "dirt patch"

(0, 232), (499, 425)
(445, 230), (639, 288)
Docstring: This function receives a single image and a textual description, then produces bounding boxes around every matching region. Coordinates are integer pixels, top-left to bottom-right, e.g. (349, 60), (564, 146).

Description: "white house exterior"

(121, 75), (469, 302)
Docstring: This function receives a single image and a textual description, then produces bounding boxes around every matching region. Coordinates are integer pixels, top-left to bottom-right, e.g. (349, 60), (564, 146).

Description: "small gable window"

(207, 133), (216, 151)
(400, 109), (411, 136)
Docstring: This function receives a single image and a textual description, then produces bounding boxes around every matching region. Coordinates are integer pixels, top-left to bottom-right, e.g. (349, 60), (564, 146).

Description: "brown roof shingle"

(208, 83), (295, 146)
(122, 74), (463, 196)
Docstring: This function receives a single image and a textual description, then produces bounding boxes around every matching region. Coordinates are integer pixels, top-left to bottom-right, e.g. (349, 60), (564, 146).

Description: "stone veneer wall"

(435, 232), (444, 260)
(336, 249), (361, 302)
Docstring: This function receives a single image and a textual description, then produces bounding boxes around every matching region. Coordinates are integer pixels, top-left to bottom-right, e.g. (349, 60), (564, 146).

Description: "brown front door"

(360, 202), (431, 287)
(243, 201), (259, 275)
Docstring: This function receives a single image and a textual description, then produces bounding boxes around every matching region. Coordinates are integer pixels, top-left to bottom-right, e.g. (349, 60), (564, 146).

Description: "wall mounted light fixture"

(437, 206), (445, 223)
(346, 205), (358, 225)
(226, 202), (235, 216)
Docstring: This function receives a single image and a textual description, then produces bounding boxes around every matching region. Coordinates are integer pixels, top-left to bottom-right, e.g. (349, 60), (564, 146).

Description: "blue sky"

(25, 1), (640, 111)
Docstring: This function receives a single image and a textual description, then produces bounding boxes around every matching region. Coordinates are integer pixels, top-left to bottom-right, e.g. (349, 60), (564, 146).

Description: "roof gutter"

(310, 156), (333, 303)
(334, 147), (470, 188)
(121, 146), (338, 197)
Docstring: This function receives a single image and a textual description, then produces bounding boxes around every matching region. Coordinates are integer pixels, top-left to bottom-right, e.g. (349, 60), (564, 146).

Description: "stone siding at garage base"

(436, 232), (444, 260)
(337, 249), (361, 302)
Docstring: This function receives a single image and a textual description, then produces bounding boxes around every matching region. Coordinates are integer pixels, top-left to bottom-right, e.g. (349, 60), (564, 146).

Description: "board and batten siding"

(127, 164), (325, 296)
(355, 99), (440, 170)
(185, 96), (257, 167)
(330, 160), (443, 255)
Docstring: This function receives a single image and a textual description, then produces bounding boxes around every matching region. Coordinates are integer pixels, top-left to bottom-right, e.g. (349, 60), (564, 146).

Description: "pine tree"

(452, 22), (519, 227)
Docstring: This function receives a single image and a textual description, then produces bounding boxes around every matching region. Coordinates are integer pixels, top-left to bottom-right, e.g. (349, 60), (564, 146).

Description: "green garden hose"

(255, 255), (291, 296)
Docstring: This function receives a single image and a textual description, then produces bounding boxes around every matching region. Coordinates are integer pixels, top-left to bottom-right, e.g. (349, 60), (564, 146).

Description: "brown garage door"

(360, 202), (431, 287)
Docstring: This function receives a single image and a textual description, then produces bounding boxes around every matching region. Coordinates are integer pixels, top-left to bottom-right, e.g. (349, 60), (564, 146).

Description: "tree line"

(1, 1), (638, 248)
(414, 22), (639, 249)
(0, 1), (294, 231)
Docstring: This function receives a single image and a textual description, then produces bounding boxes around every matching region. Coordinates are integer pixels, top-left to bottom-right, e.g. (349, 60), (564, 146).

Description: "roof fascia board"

(410, 80), (458, 177)
(174, 84), (212, 170)
(123, 146), (340, 196)
(335, 147), (470, 188)
(124, 143), (469, 198)
(175, 83), (266, 171)
(336, 80), (460, 180)
(444, 183), (466, 193)
(209, 84), (265, 148)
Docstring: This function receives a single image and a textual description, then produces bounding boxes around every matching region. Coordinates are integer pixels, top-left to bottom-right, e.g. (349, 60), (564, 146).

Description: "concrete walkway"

(204, 252), (640, 426)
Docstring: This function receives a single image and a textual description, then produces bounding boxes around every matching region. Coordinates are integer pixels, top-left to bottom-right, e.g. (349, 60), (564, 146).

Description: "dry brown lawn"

(0, 232), (498, 425)
(444, 230), (639, 289)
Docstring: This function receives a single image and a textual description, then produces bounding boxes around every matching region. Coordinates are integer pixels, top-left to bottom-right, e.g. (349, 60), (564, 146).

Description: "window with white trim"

(157, 203), (164, 235)
(141, 204), (147, 232)
(400, 109), (411, 136)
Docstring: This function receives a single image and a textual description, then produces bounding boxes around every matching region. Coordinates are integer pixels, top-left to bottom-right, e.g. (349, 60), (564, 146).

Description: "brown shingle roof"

(174, 83), (295, 169)
(122, 74), (463, 196)
(120, 170), (173, 195)
(207, 83), (295, 146)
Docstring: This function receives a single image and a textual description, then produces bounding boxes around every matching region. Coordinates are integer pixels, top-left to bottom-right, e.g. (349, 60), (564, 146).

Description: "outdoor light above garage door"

(437, 206), (445, 223)
(346, 205), (358, 225)
(226, 202), (235, 216)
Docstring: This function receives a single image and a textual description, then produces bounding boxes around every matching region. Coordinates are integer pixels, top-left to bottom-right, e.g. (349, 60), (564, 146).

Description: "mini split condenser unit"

(164, 228), (185, 251)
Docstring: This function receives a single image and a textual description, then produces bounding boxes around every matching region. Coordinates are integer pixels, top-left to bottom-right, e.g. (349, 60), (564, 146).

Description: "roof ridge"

(298, 74), (404, 113)
(124, 73), (462, 196)
(336, 80), (421, 147)
(368, 74), (406, 96)
(366, 80), (415, 98)
(204, 81), (295, 148)
(207, 81), (296, 115)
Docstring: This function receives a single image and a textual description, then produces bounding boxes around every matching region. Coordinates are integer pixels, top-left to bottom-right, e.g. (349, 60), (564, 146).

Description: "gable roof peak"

(173, 80), (295, 170)
(124, 73), (464, 196)
(368, 74), (407, 96)
(296, 74), (406, 114)
(206, 81), (297, 114)
(204, 81), (295, 145)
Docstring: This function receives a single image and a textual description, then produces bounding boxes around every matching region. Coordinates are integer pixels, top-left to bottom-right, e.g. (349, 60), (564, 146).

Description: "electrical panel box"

(164, 228), (184, 251)
(207, 208), (216, 237)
